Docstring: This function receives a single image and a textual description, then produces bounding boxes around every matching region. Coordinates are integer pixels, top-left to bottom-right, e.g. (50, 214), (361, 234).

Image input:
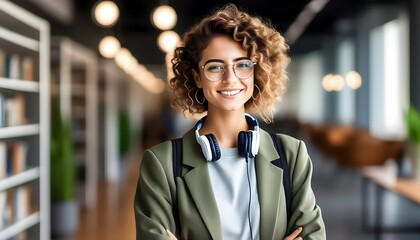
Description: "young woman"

(135, 4), (326, 240)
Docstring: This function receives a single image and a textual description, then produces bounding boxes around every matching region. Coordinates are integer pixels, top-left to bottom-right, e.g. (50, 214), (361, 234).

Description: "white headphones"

(195, 113), (260, 161)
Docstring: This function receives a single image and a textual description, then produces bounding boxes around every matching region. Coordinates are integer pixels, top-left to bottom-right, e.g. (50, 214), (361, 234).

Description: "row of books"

(0, 187), (31, 239)
(0, 93), (28, 128)
(0, 49), (35, 81)
(0, 141), (32, 237)
(0, 47), (34, 236)
(0, 141), (28, 176)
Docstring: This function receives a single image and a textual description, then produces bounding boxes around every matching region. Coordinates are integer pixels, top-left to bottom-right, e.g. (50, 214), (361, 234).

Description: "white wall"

(291, 51), (326, 123)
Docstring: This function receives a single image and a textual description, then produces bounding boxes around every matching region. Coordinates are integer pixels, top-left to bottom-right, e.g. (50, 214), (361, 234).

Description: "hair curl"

(169, 3), (290, 123)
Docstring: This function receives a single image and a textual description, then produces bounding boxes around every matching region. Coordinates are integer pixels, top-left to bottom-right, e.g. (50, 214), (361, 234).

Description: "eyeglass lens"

(203, 60), (255, 81)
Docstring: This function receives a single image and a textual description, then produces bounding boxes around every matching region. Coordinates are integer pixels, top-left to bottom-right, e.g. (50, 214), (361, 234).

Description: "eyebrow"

(202, 57), (250, 66)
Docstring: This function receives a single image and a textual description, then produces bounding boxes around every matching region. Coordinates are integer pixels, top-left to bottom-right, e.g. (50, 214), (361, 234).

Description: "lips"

(218, 90), (241, 96)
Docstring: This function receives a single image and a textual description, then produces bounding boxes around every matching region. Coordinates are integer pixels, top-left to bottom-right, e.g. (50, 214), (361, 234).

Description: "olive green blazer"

(134, 128), (326, 240)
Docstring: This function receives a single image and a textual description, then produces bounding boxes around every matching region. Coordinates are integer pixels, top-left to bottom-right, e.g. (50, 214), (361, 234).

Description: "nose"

(222, 65), (239, 83)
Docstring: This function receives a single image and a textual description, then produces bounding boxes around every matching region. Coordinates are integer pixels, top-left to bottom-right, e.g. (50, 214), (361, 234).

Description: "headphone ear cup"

(196, 135), (212, 161)
(206, 133), (221, 161)
(238, 131), (253, 157)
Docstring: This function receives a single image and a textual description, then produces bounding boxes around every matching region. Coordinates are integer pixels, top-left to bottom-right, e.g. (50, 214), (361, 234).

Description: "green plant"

(50, 99), (75, 202)
(405, 104), (420, 144)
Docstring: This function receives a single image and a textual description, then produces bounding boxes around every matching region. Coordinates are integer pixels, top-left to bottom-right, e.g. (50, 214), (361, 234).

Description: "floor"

(72, 151), (140, 240)
(68, 133), (420, 240)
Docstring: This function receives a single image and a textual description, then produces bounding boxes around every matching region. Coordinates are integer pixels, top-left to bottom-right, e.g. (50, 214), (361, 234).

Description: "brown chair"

(337, 129), (403, 167)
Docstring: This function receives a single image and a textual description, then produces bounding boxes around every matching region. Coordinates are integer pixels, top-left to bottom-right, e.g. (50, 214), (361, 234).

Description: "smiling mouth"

(218, 90), (241, 96)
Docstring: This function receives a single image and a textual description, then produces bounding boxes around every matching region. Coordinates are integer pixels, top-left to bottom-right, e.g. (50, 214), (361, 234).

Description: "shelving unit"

(100, 59), (160, 182)
(51, 37), (98, 209)
(102, 59), (120, 182)
(101, 59), (139, 182)
(0, 1), (50, 240)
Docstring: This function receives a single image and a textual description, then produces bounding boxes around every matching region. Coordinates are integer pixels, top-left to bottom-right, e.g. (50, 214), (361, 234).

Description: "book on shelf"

(15, 184), (31, 229)
(9, 54), (20, 80)
(11, 141), (28, 174)
(0, 49), (5, 77)
(0, 93), (5, 127)
(0, 48), (35, 81)
(16, 189), (30, 240)
(4, 93), (28, 127)
(0, 142), (6, 178)
(0, 190), (5, 229)
(0, 142), (5, 229)
(2, 141), (28, 176)
(15, 94), (28, 125)
(1, 186), (32, 238)
(21, 56), (35, 81)
(1, 188), (14, 230)
(0, 141), (31, 234)
(1, 188), (31, 239)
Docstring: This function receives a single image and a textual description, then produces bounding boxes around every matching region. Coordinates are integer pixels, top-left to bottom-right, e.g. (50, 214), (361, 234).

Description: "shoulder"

(260, 129), (309, 166)
(260, 129), (303, 151)
(141, 140), (174, 175)
(146, 140), (173, 158)
(277, 133), (305, 152)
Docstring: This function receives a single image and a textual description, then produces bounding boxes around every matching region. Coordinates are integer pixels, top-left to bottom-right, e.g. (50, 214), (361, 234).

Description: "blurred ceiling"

(15, 0), (402, 64)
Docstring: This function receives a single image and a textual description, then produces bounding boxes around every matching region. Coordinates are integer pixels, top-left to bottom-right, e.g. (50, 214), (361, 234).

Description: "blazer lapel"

(256, 130), (285, 240)
(182, 130), (222, 239)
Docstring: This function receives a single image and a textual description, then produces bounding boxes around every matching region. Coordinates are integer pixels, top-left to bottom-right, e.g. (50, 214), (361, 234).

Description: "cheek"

(201, 82), (215, 96)
(248, 78), (255, 93)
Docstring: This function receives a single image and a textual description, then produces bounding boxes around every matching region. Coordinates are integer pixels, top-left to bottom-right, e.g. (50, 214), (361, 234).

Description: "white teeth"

(220, 90), (240, 96)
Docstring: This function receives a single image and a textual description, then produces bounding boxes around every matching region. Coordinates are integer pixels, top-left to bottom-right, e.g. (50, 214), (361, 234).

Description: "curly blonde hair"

(169, 4), (290, 123)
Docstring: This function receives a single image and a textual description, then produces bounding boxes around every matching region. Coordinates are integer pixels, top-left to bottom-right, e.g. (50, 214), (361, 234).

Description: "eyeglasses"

(201, 59), (256, 82)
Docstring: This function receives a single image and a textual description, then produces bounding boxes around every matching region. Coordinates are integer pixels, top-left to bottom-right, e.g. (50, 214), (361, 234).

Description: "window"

(369, 14), (409, 139)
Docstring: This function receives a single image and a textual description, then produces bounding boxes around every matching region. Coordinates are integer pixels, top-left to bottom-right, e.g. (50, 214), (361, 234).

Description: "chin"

(221, 105), (245, 112)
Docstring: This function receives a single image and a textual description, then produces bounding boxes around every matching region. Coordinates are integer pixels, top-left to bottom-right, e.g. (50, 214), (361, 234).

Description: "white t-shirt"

(208, 147), (260, 240)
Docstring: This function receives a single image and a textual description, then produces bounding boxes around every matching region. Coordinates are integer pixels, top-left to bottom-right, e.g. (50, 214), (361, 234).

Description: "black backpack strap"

(171, 138), (182, 237)
(172, 138), (182, 178)
(269, 132), (292, 222)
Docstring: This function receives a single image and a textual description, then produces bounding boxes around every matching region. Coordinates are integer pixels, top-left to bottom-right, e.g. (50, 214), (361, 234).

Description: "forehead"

(199, 35), (247, 64)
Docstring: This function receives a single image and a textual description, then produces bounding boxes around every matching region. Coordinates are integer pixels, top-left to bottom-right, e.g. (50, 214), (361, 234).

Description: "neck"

(200, 110), (250, 148)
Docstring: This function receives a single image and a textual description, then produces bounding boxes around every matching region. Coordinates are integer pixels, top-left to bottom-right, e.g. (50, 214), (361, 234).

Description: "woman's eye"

(236, 61), (253, 69)
(207, 65), (224, 71)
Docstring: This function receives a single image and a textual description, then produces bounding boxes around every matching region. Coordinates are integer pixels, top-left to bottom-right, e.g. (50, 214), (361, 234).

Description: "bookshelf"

(51, 37), (98, 209)
(0, 1), (50, 240)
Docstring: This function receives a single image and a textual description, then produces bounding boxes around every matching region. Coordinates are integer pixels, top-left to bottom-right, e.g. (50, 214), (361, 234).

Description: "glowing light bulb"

(157, 31), (180, 53)
(151, 5), (177, 30)
(98, 36), (121, 58)
(93, 1), (119, 27)
(345, 71), (362, 90)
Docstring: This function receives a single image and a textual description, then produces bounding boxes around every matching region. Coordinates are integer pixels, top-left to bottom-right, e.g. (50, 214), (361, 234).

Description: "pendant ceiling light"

(93, 1), (119, 27)
(151, 5), (177, 30)
(98, 36), (121, 58)
(157, 30), (180, 53)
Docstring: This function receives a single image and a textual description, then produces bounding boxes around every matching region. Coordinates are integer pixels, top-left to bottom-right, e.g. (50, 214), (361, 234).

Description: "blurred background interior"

(1, 0), (420, 239)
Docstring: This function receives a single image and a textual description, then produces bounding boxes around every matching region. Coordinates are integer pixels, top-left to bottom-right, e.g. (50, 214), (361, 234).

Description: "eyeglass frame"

(200, 58), (257, 82)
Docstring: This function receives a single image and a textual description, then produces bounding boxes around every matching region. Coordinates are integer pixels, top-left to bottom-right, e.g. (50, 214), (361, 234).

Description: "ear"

(192, 69), (203, 88)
